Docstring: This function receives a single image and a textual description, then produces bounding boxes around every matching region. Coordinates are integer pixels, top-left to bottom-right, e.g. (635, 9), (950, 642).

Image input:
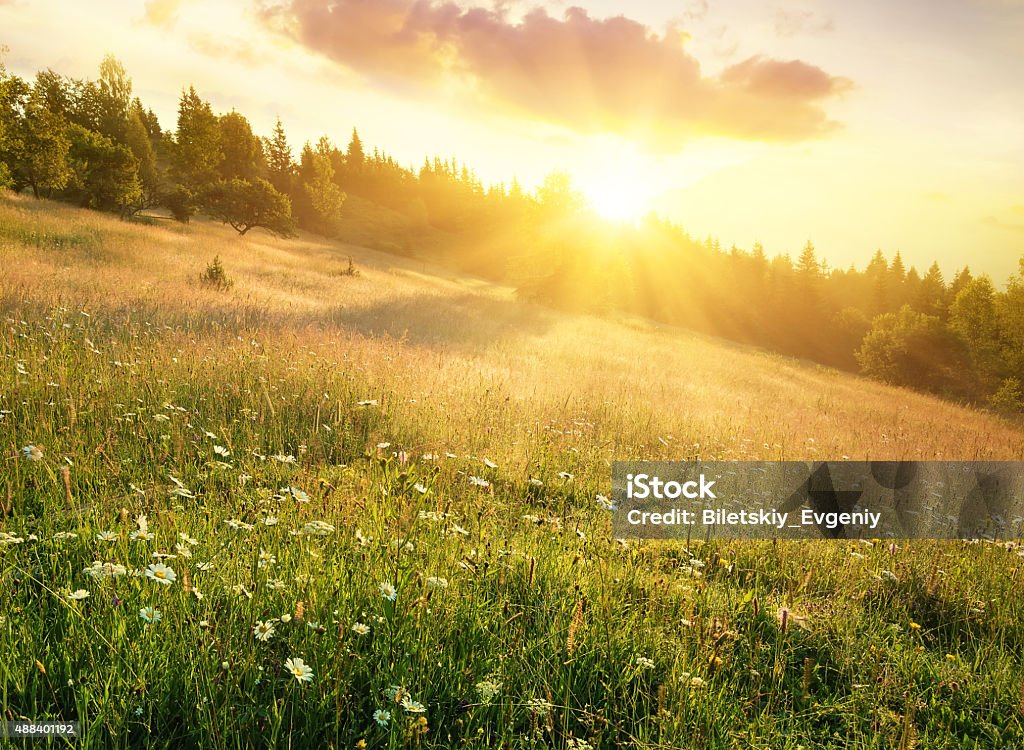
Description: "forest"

(2, 54), (1022, 412)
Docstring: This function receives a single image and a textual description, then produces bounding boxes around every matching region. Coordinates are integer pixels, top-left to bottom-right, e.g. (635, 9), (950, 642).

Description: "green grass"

(1, 193), (1022, 748)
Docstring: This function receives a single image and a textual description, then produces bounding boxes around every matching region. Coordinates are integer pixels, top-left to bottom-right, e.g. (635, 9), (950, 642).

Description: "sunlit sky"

(2, 0), (1022, 279)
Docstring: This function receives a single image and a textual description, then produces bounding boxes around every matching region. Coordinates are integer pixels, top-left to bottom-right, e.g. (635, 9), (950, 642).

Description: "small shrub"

(339, 256), (359, 277)
(200, 255), (233, 290)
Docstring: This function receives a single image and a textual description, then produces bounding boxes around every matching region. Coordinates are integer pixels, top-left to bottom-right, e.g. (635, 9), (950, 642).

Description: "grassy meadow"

(1, 192), (1023, 748)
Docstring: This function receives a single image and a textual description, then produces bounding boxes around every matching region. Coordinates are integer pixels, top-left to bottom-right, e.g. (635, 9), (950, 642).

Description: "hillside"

(1, 193), (1023, 748)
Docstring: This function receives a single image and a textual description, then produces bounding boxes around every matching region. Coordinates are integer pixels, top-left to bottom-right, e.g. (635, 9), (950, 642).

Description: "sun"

(581, 174), (653, 223)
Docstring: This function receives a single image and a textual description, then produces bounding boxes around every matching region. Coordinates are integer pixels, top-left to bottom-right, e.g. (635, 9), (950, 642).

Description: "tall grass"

(1, 192), (1022, 748)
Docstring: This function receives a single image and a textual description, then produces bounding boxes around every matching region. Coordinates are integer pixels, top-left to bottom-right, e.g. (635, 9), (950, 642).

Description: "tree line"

(1, 54), (1022, 412)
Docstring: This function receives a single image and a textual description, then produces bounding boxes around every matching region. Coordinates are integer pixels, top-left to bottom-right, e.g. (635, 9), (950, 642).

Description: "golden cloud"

(261, 1), (853, 148)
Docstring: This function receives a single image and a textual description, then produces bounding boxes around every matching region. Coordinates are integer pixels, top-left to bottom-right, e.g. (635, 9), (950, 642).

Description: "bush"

(199, 255), (232, 290)
(988, 377), (1023, 414)
(165, 186), (197, 224)
(856, 305), (975, 396)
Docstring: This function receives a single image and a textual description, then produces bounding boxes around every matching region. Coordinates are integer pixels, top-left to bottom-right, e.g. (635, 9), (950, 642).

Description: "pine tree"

(264, 117), (292, 195)
(346, 127), (364, 169)
(916, 261), (948, 318)
(171, 86), (220, 190)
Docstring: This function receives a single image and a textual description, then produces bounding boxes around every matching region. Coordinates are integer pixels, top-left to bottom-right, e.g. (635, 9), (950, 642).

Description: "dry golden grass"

(3, 191), (1020, 469)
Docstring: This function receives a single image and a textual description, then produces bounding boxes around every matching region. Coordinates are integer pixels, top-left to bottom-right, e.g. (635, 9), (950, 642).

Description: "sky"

(1, 0), (1022, 280)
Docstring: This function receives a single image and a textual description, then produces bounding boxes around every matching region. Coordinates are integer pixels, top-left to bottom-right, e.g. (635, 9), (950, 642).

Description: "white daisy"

(253, 620), (276, 642)
(145, 563), (176, 585)
(139, 607), (162, 624)
(67, 589), (90, 601)
(351, 622), (370, 635)
(284, 656), (314, 684)
(379, 582), (397, 601)
(401, 696), (426, 714)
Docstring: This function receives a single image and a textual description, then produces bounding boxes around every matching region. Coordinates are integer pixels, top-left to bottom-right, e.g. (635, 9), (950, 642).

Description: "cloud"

(143, 0), (184, 28)
(261, 1), (852, 149)
(773, 9), (834, 38)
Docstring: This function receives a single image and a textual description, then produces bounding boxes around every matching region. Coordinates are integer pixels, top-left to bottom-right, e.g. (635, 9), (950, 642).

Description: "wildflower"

(83, 561), (127, 579)
(357, 399), (379, 407)
(67, 589), (90, 601)
(401, 695), (426, 714)
(449, 524), (469, 536)
(355, 528), (370, 546)
(880, 569), (899, 582)
(689, 676), (706, 687)
(225, 519), (254, 531)
(0, 532), (25, 545)
(272, 454), (297, 464)
(263, 516), (278, 526)
(253, 620), (276, 642)
(475, 679), (501, 704)
(284, 656), (314, 684)
(196, 561), (214, 572)
(144, 562), (176, 586)
(231, 581), (252, 602)
(525, 697), (553, 716)
(301, 520), (335, 536)
(413, 483), (428, 494)
(468, 476), (489, 487)
(258, 549), (276, 568)
(635, 655), (655, 669)
(139, 607), (162, 624)
(280, 486), (309, 503)
(567, 740), (592, 750)
(21, 445), (43, 461)
(280, 614), (292, 623)
(595, 494), (617, 511)
(175, 543), (192, 557)
(558, 471), (574, 480)
(51, 531), (78, 540)
(529, 478), (544, 487)
(483, 458), (498, 469)
(213, 445), (230, 457)
(909, 622), (922, 631)
(426, 577), (448, 589)
(130, 530), (154, 542)
(266, 578), (285, 591)
(96, 531), (120, 542)
(379, 582), (398, 601)
(373, 709), (391, 727)
(351, 622), (370, 635)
